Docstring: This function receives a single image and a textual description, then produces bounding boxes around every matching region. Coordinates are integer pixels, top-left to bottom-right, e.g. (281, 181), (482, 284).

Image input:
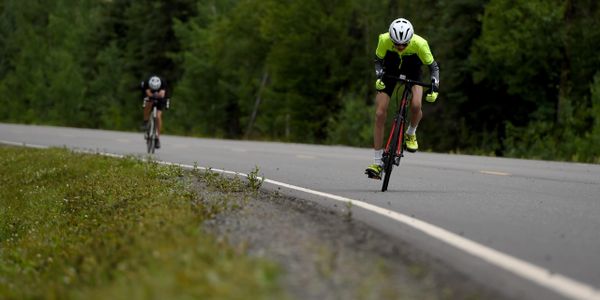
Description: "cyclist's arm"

(375, 33), (390, 59)
(374, 33), (389, 78)
(375, 56), (384, 78)
(429, 61), (439, 84)
(413, 36), (439, 86)
(146, 89), (166, 99)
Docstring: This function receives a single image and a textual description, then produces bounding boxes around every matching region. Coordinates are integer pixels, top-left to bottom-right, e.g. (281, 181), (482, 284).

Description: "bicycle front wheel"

(382, 120), (401, 192)
(146, 117), (156, 154)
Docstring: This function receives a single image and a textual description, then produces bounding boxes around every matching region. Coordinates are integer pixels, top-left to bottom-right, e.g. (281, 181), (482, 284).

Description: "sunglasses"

(394, 42), (409, 48)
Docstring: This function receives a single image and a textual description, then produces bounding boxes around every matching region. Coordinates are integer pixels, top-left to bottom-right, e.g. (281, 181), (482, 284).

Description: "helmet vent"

(388, 18), (413, 44)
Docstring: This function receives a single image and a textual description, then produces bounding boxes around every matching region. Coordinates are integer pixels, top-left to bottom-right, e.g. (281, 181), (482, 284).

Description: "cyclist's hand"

(431, 77), (439, 93)
(375, 79), (386, 91)
(425, 91), (438, 103)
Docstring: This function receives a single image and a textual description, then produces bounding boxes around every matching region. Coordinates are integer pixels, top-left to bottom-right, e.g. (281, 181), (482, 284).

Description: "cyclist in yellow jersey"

(366, 18), (440, 180)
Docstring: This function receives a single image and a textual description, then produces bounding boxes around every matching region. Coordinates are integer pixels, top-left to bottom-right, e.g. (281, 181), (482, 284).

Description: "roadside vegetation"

(1, 1), (599, 163)
(0, 146), (283, 299)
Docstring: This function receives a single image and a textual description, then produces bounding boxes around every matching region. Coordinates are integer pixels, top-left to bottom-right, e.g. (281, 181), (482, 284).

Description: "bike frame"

(381, 74), (432, 192)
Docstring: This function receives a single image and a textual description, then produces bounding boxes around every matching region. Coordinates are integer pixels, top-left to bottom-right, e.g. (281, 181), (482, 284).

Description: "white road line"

(1, 140), (49, 149)
(481, 170), (511, 176)
(168, 161), (600, 300)
(170, 166), (600, 300)
(3, 140), (599, 300)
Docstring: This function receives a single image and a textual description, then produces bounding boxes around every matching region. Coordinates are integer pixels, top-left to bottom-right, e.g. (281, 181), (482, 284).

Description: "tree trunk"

(244, 71), (269, 139)
(557, 0), (574, 124)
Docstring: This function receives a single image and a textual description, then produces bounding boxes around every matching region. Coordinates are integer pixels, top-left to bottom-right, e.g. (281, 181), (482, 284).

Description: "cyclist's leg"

(141, 98), (152, 131)
(156, 98), (168, 138)
(374, 73), (396, 149)
(143, 99), (152, 122)
(156, 110), (162, 138)
(368, 53), (398, 177)
(409, 85), (423, 128)
(405, 85), (423, 152)
(367, 90), (391, 178)
(374, 91), (391, 151)
(399, 54), (423, 130)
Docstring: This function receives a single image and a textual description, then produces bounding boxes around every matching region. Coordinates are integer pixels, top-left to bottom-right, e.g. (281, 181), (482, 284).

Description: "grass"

(0, 146), (284, 299)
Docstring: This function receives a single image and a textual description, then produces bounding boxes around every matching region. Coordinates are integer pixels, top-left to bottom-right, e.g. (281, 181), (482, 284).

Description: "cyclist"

(365, 18), (440, 179)
(141, 75), (169, 149)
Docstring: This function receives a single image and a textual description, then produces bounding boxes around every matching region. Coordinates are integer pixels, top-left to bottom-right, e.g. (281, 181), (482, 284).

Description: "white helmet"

(389, 18), (414, 45)
(148, 76), (161, 90)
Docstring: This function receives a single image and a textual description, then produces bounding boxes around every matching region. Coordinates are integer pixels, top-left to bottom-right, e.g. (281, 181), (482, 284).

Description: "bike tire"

(151, 116), (158, 154)
(382, 120), (401, 192)
(146, 118), (155, 154)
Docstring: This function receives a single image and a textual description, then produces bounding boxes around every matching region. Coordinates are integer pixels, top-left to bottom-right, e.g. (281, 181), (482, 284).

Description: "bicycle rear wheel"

(382, 120), (401, 192)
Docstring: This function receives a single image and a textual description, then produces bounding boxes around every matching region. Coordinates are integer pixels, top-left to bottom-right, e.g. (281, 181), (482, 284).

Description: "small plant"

(247, 166), (264, 191)
(345, 201), (353, 221)
(191, 162), (201, 177)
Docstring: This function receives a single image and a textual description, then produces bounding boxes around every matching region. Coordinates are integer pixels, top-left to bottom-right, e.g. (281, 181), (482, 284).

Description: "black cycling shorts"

(380, 53), (423, 97)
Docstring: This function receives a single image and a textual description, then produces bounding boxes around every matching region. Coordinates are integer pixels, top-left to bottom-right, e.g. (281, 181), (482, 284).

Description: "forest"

(1, 0), (599, 162)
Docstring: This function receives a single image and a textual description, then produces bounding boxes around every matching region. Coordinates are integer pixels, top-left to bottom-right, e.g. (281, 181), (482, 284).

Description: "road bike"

(144, 96), (169, 154)
(381, 74), (432, 192)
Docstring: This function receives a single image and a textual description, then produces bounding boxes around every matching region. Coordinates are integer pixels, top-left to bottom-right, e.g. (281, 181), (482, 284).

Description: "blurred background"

(1, 0), (598, 162)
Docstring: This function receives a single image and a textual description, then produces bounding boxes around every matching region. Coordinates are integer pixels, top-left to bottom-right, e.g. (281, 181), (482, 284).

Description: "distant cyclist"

(141, 75), (169, 149)
(365, 18), (440, 180)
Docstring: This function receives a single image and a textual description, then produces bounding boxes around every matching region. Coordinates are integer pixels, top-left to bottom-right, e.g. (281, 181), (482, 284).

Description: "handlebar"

(384, 74), (432, 89)
(144, 96), (171, 109)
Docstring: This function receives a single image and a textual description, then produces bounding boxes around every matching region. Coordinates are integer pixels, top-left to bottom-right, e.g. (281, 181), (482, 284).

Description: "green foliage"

(247, 166), (265, 191)
(326, 93), (373, 146)
(173, 0), (271, 137)
(0, 147), (283, 299)
(502, 73), (600, 163)
(471, 0), (564, 123)
(471, 0), (600, 162)
(573, 73), (600, 163)
(1, 0), (600, 162)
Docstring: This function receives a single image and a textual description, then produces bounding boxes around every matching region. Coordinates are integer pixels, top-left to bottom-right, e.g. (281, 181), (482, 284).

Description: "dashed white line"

(481, 170), (511, 176)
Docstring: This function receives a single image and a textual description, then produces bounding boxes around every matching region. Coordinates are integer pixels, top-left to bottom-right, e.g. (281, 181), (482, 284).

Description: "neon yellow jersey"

(375, 33), (434, 65)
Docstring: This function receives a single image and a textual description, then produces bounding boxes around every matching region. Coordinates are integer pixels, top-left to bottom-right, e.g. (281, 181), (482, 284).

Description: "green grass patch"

(0, 147), (283, 299)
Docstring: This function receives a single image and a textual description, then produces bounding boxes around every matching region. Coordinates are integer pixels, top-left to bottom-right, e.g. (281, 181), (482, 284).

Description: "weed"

(247, 166), (265, 191)
(344, 201), (353, 221)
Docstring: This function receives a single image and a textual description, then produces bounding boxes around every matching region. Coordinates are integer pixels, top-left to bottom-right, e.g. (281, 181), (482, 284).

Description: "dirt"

(197, 179), (510, 300)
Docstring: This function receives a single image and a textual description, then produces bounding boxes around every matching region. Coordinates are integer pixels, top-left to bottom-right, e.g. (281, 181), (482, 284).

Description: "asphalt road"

(1, 123), (599, 300)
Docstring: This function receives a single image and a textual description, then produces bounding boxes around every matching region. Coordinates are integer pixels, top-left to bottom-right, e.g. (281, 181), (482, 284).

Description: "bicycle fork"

(385, 117), (406, 166)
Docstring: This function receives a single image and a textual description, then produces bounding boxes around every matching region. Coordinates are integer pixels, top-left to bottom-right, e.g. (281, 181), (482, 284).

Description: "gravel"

(197, 178), (510, 300)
